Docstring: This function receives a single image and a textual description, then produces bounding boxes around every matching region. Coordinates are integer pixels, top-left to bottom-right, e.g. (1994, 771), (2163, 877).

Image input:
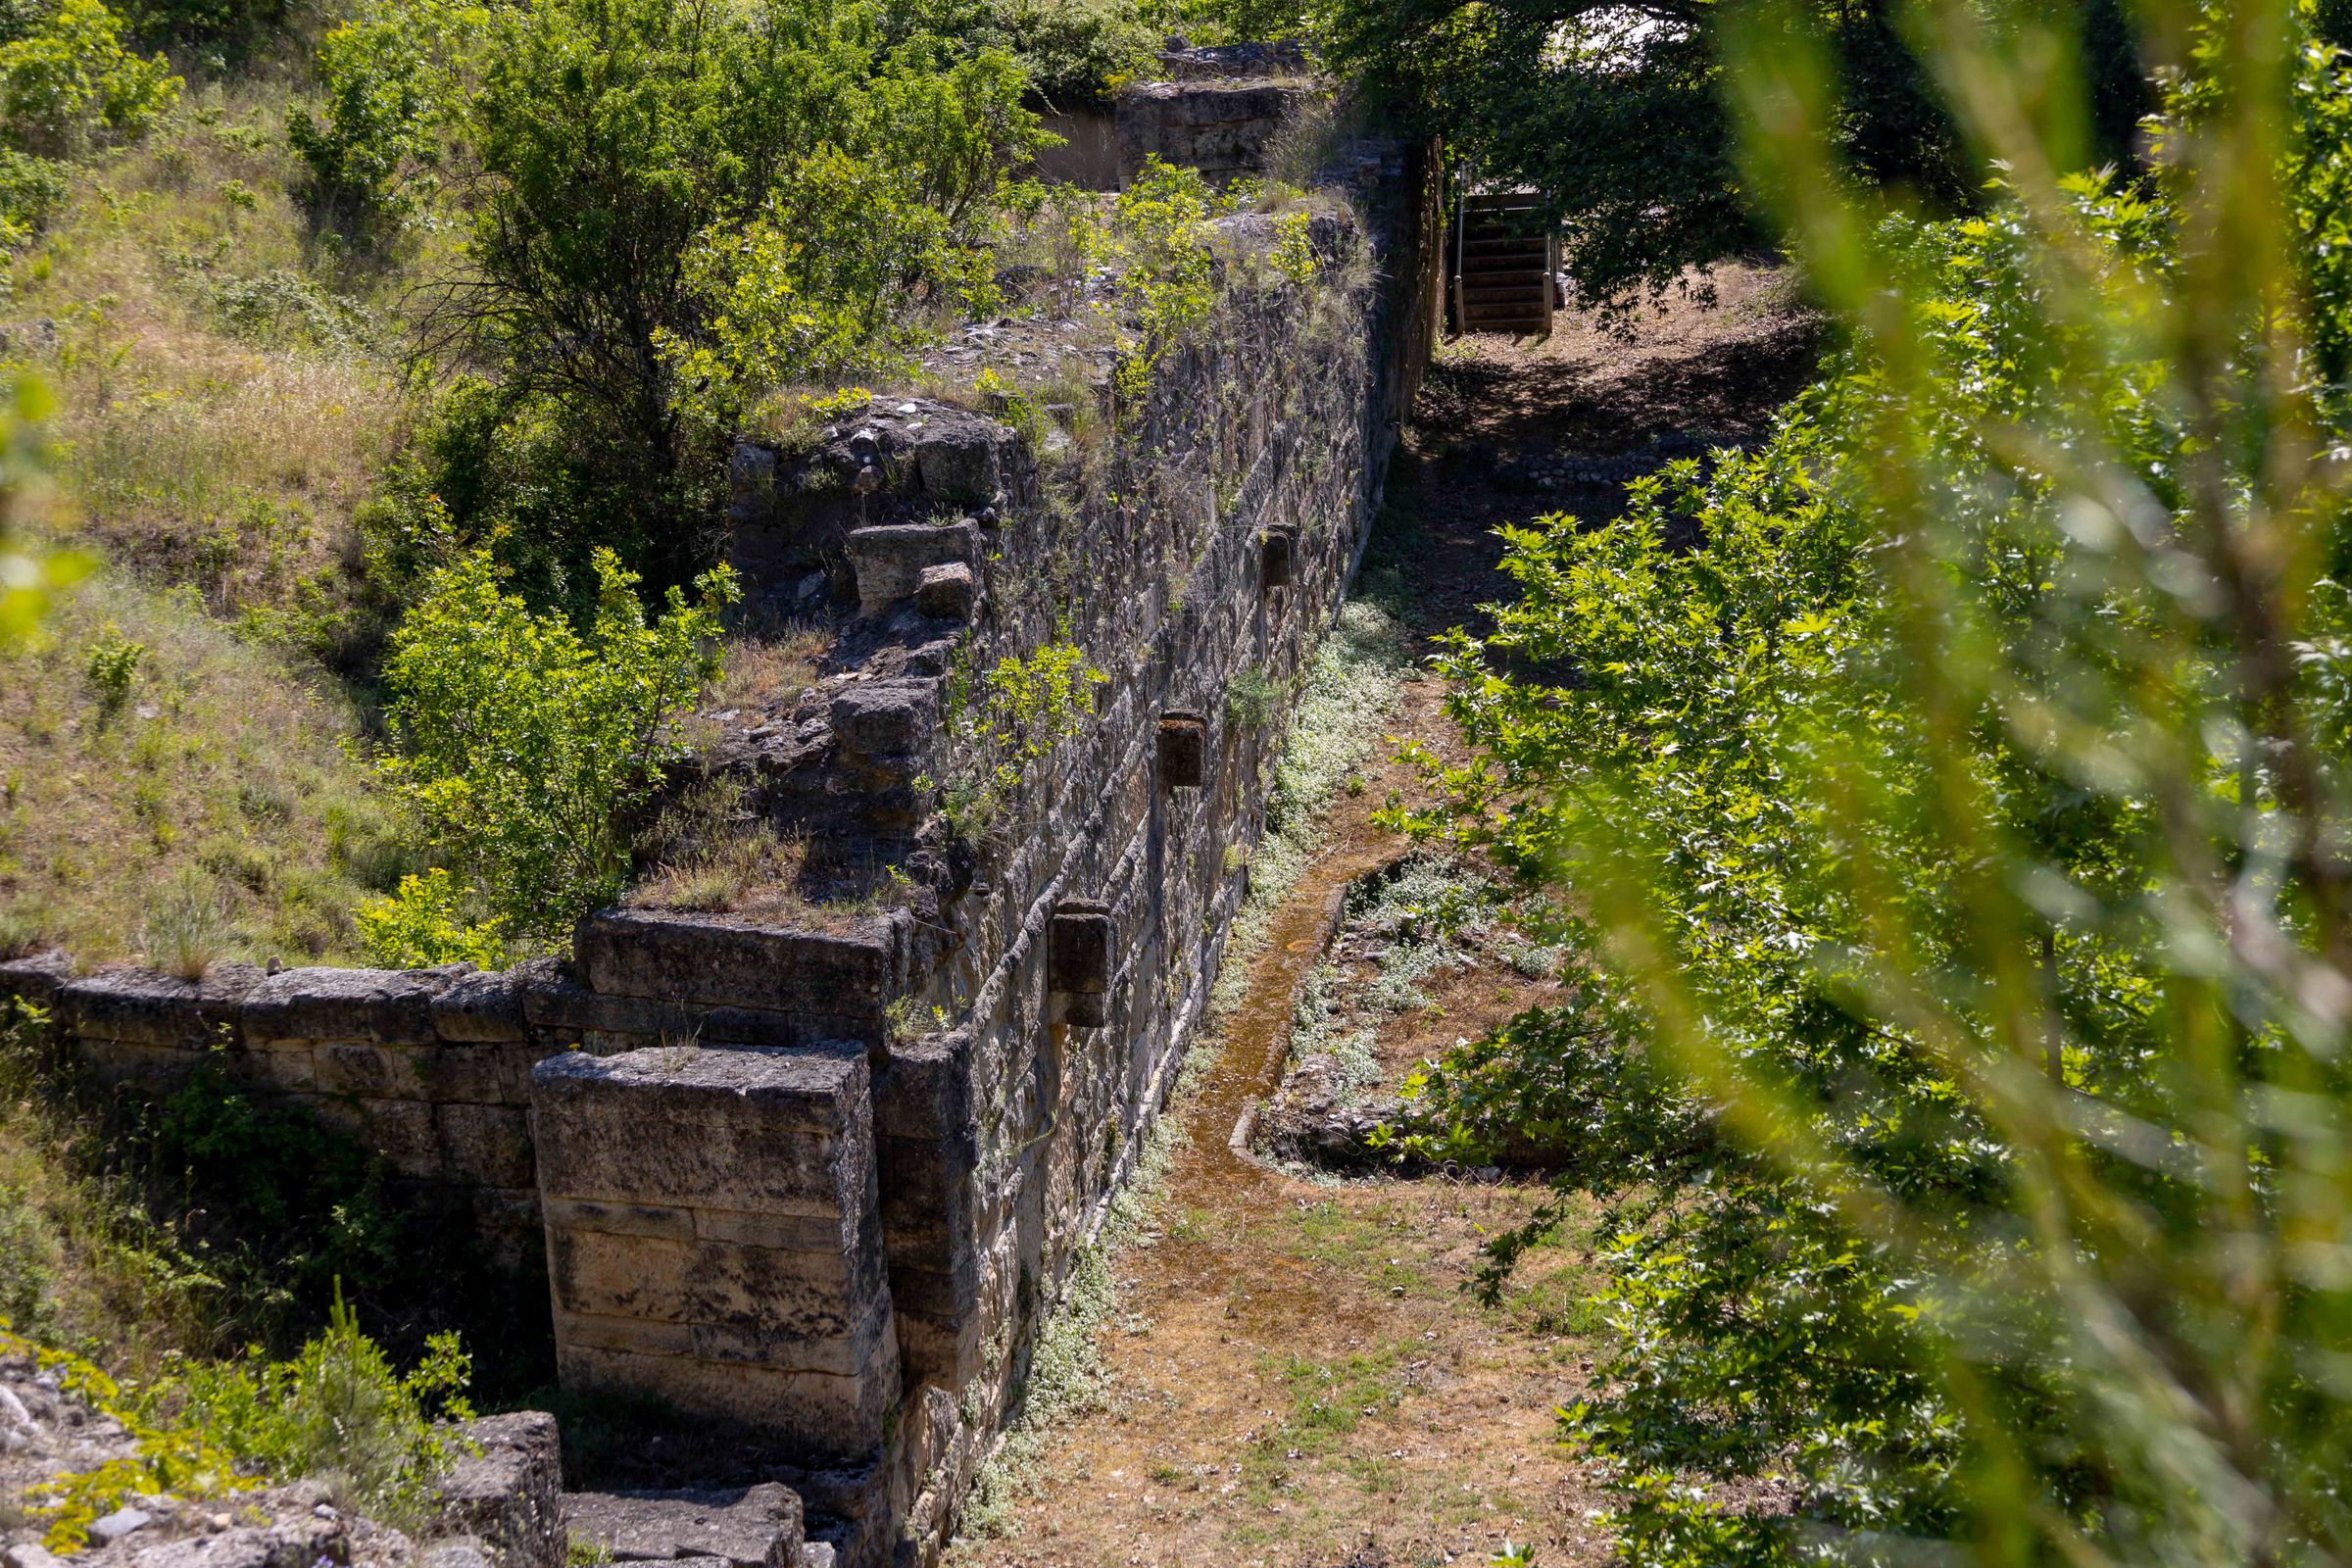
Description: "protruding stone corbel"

(1157, 710), (1207, 789)
(1048, 900), (1114, 1029)
(1261, 525), (1298, 591)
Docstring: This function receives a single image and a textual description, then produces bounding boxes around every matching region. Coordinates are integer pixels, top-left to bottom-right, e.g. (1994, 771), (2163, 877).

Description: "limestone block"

(432, 969), (532, 1043)
(543, 1197), (698, 1241)
(910, 424), (1005, 506)
(531, 1044), (872, 1214)
(439, 1102), (534, 1188)
(561, 1484), (805, 1568)
(828, 680), (941, 760)
(428, 1040), (546, 1105)
(1157, 711), (1207, 788)
(870, 1033), (975, 1142)
(248, 1040), (317, 1091)
(1048, 902), (1114, 1028)
(356, 1096), (444, 1182)
(315, 1039), (435, 1099)
(572, 909), (902, 1022)
(0, 949), (74, 1012)
(556, 1343), (898, 1460)
(57, 963), (263, 1048)
(874, 1134), (976, 1250)
(546, 1230), (884, 1359)
(433, 1411), (564, 1568)
(243, 967), (443, 1047)
(912, 563), (977, 621)
(845, 523), (978, 615)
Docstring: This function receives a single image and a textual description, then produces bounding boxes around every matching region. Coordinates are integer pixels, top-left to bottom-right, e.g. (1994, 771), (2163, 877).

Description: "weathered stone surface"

(560, 1485), (804, 1568)
(316, 1040), (435, 1099)
(431, 969), (532, 1043)
(243, 967), (445, 1047)
(433, 1411), (564, 1568)
(57, 963), (264, 1048)
(911, 563), (977, 621)
(555, 1344), (897, 1460)
(572, 910), (901, 1021)
(827, 681), (940, 760)
(439, 1102), (534, 1188)
(1113, 78), (1318, 182)
(0, 949), (74, 1012)
(531, 1045), (871, 1210)
(845, 523), (978, 616)
(546, 1231), (884, 1358)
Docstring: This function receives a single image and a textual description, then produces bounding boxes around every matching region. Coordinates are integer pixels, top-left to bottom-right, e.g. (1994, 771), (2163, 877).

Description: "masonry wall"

(0, 124), (1442, 1568)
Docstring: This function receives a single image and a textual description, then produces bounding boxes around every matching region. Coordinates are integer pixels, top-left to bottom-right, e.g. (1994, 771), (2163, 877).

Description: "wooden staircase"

(1451, 189), (1556, 337)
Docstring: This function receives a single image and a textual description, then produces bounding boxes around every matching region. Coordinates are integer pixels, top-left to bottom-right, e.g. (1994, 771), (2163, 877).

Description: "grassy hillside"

(0, 55), (428, 966)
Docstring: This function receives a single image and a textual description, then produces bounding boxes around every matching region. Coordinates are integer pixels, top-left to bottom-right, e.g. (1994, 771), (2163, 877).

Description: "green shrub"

(354, 868), (508, 970)
(1391, 4), (2352, 1562)
(374, 548), (736, 945)
(433, 0), (1044, 588)
(172, 1291), (474, 1526)
(1224, 664), (1277, 732)
(81, 619), (141, 718)
(11, 1299), (471, 1549)
(0, 0), (176, 158)
(288, 1), (480, 236)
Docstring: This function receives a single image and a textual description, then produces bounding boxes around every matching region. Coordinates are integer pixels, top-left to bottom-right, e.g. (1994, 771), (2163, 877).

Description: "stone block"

(439, 1102), (534, 1188)
(828, 681), (941, 760)
(874, 1135), (976, 1250)
(244, 966), (443, 1047)
(57, 963), (263, 1048)
(572, 909), (902, 1022)
(247, 1041), (317, 1091)
(1049, 902), (1114, 1027)
(547, 1231), (884, 1360)
(429, 1040), (546, 1105)
(556, 1344), (897, 1462)
(357, 1096), (445, 1182)
(893, 1310), (985, 1391)
(545, 1197), (698, 1241)
(433, 968), (533, 1043)
(434, 1411), (564, 1568)
(912, 563), (977, 621)
(531, 1045), (872, 1214)
(561, 1484), (805, 1568)
(911, 424), (1005, 505)
(845, 523), (978, 615)
(315, 1039), (435, 1099)
(1157, 711), (1207, 788)
(0, 948), (74, 1013)
(871, 1033), (975, 1142)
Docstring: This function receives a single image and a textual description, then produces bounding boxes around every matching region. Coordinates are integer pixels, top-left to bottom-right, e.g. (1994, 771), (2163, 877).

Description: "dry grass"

(17, 78), (419, 625)
(0, 575), (412, 965)
(710, 620), (829, 713)
(0, 74), (438, 964)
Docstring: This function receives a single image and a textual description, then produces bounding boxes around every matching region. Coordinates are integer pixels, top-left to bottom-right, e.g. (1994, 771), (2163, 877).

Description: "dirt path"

(950, 268), (1818, 1568)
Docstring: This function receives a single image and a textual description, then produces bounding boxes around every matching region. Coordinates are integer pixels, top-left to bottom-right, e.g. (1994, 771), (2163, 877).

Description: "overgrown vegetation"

(1391, 0), (2352, 1560)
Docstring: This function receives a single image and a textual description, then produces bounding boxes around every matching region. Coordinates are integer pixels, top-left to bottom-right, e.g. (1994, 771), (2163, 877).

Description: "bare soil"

(948, 269), (1818, 1568)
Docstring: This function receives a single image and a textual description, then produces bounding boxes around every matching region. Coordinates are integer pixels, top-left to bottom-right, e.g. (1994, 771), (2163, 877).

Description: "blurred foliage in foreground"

(1387, 0), (2352, 1560)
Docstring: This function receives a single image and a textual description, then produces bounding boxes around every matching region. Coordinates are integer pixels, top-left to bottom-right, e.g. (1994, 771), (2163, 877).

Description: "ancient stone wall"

(0, 110), (1442, 1568)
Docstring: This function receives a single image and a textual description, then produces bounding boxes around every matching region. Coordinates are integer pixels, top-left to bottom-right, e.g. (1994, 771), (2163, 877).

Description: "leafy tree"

(288, 1), (485, 238)
(421, 0), (1041, 588)
(0, 0), (175, 159)
(374, 548), (736, 944)
(1390, 0), (2352, 1560)
(1322, 0), (2147, 317)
